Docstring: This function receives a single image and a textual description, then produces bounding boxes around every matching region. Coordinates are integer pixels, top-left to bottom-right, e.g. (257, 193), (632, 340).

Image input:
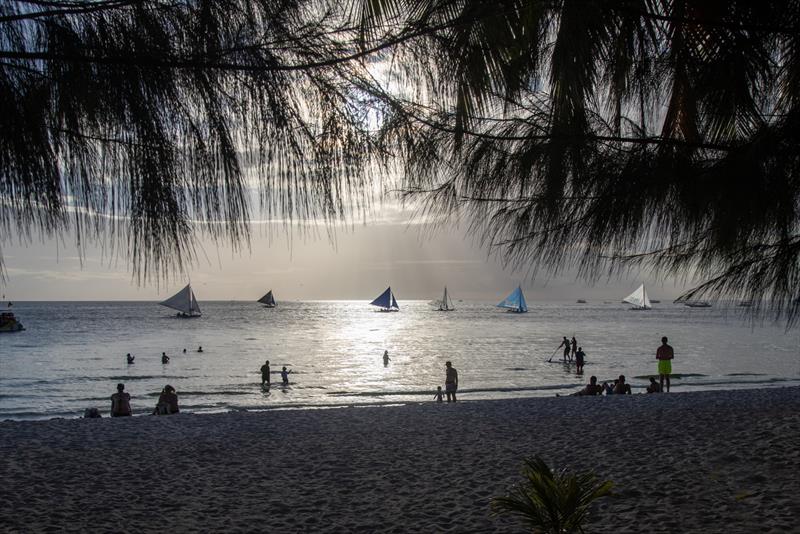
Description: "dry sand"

(1, 387), (799, 533)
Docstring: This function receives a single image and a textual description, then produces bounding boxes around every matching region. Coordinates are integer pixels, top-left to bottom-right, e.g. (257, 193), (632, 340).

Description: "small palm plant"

(491, 456), (613, 534)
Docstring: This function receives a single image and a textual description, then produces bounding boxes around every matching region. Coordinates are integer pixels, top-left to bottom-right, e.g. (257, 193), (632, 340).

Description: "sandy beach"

(1, 386), (798, 533)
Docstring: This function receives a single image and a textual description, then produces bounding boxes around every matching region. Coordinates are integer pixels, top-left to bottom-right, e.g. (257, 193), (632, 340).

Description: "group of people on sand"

(259, 360), (291, 386)
(125, 346), (203, 365)
(571, 336), (675, 396)
(101, 382), (180, 417)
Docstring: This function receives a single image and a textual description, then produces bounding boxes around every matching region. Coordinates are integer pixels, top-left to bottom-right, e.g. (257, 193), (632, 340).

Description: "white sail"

(160, 284), (202, 316)
(623, 284), (651, 310)
(438, 286), (455, 311)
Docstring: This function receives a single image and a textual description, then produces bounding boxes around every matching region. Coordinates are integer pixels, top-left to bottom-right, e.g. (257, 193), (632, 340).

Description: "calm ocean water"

(1, 300), (798, 419)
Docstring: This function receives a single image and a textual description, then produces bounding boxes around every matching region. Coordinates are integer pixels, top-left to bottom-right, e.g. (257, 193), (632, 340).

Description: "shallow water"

(1, 300), (797, 419)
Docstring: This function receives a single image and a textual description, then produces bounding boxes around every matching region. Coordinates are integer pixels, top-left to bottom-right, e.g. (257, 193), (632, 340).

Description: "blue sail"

(370, 287), (399, 310)
(496, 286), (528, 313)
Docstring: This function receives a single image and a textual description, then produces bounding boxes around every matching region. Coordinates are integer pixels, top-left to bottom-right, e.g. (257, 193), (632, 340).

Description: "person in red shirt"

(656, 336), (674, 392)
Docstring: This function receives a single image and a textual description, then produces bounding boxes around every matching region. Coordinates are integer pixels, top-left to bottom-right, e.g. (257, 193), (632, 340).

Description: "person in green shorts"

(656, 336), (674, 392)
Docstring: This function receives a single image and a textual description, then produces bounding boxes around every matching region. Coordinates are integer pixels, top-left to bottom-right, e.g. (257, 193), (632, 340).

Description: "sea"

(1, 300), (798, 420)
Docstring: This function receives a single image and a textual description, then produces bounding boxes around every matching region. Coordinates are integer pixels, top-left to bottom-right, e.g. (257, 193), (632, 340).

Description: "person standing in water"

(110, 383), (132, 417)
(558, 337), (570, 362)
(656, 336), (674, 392)
(126, 353), (135, 364)
(570, 336), (577, 360)
(444, 361), (458, 402)
(383, 350), (390, 365)
(574, 347), (585, 374)
(281, 366), (291, 385)
(260, 360), (271, 386)
(161, 352), (170, 364)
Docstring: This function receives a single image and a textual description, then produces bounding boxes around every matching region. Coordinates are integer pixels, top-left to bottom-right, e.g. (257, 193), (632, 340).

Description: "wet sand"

(1, 387), (798, 533)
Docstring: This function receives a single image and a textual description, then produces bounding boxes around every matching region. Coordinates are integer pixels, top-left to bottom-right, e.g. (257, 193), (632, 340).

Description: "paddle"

(546, 346), (560, 363)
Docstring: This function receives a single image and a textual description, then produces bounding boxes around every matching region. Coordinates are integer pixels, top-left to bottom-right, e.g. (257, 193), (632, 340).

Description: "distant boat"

(576, 299), (587, 303)
(258, 290), (276, 308)
(650, 299), (661, 304)
(160, 284), (202, 318)
(436, 286), (455, 311)
(623, 284), (652, 310)
(370, 287), (399, 312)
(685, 301), (712, 308)
(0, 311), (24, 332)
(497, 286), (528, 313)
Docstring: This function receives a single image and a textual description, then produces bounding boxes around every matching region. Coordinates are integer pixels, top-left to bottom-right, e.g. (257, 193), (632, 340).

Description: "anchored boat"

(370, 287), (399, 312)
(159, 284), (202, 318)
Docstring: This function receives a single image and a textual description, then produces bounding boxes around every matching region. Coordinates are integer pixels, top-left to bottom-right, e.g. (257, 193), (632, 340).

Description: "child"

(433, 386), (444, 402)
(281, 366), (291, 385)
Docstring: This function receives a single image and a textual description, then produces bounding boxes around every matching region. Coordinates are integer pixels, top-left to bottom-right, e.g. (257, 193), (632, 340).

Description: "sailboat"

(258, 290), (276, 308)
(159, 284), (202, 318)
(497, 286), (528, 313)
(623, 284), (652, 310)
(437, 286), (455, 311)
(370, 287), (399, 312)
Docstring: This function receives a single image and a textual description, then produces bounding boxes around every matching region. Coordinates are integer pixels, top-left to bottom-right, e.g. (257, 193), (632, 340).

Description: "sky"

(1, 207), (692, 302)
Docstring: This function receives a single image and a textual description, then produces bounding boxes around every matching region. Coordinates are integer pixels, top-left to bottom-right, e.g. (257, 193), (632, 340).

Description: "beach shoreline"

(2, 387), (799, 532)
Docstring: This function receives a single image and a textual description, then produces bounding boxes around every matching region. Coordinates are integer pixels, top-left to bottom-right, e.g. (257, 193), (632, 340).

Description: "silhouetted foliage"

(1, 0), (798, 324)
(0, 0), (378, 280)
(359, 0), (800, 325)
(491, 456), (613, 533)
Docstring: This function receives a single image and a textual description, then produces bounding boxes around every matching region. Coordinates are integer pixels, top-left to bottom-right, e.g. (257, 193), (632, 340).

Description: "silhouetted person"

(613, 375), (632, 395)
(656, 336), (674, 392)
(126, 353), (135, 364)
(153, 385), (179, 415)
(261, 360), (271, 385)
(444, 361), (458, 402)
(197, 346), (203, 353)
(162, 352), (170, 364)
(573, 375), (603, 396)
(110, 383), (132, 417)
(647, 376), (662, 393)
(559, 337), (570, 362)
(433, 386), (444, 402)
(281, 366), (291, 385)
(383, 350), (390, 365)
(575, 347), (585, 373)
(570, 336), (577, 360)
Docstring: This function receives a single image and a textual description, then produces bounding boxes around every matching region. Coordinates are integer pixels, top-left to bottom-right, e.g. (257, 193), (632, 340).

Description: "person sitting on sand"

(260, 360), (271, 385)
(281, 366), (291, 385)
(573, 376), (603, 396)
(153, 385), (179, 415)
(433, 386), (444, 402)
(444, 361), (458, 402)
(197, 346), (203, 353)
(647, 376), (662, 393)
(575, 347), (586, 374)
(110, 383), (132, 417)
(162, 352), (170, 364)
(126, 353), (135, 364)
(613, 375), (632, 395)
